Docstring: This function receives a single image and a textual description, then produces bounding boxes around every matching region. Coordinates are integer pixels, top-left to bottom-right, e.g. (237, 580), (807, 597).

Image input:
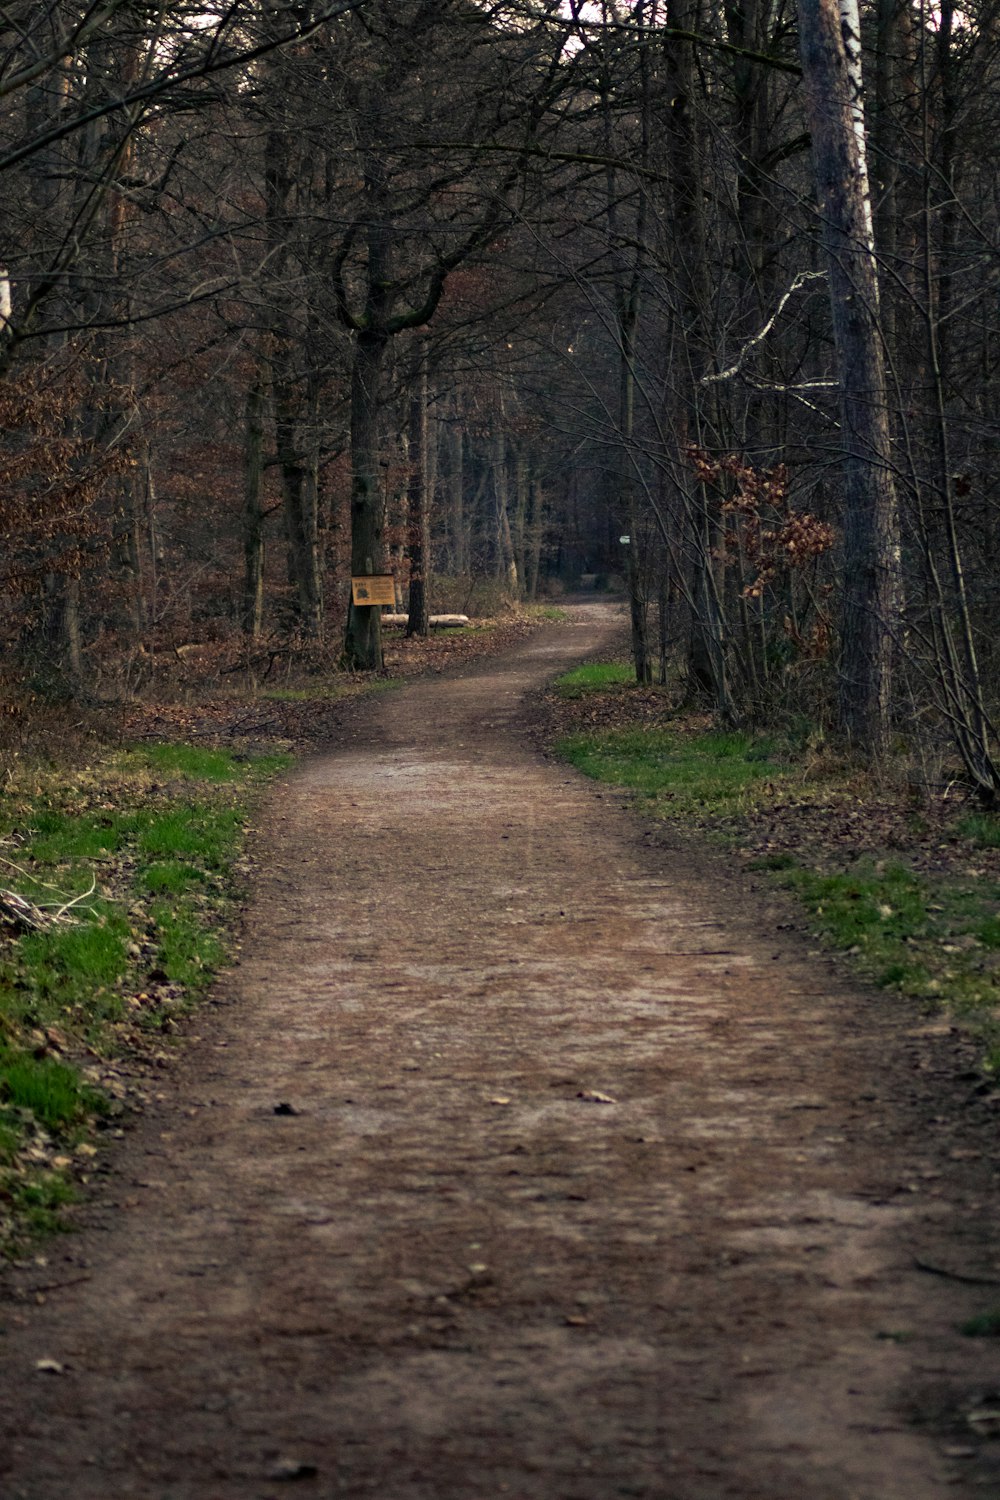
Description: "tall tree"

(329, 0), (574, 668)
(797, 0), (899, 754)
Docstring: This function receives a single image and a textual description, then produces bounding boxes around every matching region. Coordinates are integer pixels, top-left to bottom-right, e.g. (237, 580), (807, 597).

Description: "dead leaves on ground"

(124, 615), (543, 753)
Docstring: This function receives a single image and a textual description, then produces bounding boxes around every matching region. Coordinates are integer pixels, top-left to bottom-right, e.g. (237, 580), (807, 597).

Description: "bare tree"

(797, 0), (899, 754)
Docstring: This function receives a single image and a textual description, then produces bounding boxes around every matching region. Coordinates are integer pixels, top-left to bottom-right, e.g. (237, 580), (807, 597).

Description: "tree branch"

(700, 270), (828, 384)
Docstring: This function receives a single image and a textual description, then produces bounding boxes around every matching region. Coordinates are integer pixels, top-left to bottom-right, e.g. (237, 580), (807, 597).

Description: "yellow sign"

(351, 575), (396, 607)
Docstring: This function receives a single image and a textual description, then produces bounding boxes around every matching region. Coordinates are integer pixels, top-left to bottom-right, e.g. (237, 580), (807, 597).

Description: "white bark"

(838, 0), (877, 262)
(701, 270), (828, 384)
(798, 0), (899, 751)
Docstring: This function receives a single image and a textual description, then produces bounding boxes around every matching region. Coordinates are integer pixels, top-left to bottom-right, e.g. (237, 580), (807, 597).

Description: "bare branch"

(700, 270), (828, 385)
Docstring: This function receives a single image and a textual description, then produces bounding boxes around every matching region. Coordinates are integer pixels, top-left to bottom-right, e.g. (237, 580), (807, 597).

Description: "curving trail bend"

(1, 602), (998, 1499)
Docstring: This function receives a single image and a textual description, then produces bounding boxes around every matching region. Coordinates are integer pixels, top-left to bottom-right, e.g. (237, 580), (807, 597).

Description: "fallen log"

(381, 614), (471, 629)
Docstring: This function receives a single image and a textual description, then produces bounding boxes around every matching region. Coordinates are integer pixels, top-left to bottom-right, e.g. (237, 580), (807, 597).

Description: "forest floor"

(118, 611), (550, 755)
(1, 599), (999, 1499)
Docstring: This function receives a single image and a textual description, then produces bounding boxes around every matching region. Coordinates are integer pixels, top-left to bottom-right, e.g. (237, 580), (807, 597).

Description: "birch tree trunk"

(797, 0), (900, 754)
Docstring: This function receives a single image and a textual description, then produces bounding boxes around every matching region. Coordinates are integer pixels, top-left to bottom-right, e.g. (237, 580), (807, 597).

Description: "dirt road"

(1, 602), (998, 1499)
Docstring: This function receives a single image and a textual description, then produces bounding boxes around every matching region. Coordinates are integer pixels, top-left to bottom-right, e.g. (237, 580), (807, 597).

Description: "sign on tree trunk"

(351, 576), (396, 607)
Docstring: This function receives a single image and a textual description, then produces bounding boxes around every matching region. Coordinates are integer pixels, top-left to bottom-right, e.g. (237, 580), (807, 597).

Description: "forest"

(1, 0), (998, 793)
(5, 11), (1000, 1462)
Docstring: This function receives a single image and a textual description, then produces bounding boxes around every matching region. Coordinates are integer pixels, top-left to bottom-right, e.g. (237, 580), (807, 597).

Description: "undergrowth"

(554, 659), (1000, 1070)
(0, 741), (290, 1253)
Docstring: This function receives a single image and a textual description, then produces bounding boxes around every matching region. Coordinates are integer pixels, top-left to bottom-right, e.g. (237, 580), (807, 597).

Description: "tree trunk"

(300, 373), (324, 638)
(343, 332), (387, 670)
(273, 371), (322, 637)
(425, 400), (439, 548)
(798, 0), (900, 755)
(43, 574), (82, 691)
(448, 421), (468, 576)
(600, 8), (651, 685)
(111, 467), (143, 639)
(621, 333), (651, 685)
(664, 0), (732, 716)
(405, 356), (430, 638)
(872, 0), (908, 351)
(526, 476), (544, 601)
(242, 367), (266, 639)
(513, 444), (529, 589)
(492, 429), (518, 596)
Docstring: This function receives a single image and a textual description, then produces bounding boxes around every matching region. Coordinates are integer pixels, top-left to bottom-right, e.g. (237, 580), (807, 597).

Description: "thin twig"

(914, 1256), (1000, 1287)
(50, 875), (97, 922)
(0, 856), (71, 895)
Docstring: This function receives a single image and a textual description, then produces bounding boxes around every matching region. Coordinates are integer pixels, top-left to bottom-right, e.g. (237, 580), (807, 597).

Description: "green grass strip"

(0, 742), (291, 1252)
(556, 661), (637, 697)
(554, 669), (1000, 1069)
(559, 725), (787, 814)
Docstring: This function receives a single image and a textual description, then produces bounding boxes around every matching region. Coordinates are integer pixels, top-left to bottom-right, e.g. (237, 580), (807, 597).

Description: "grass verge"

(556, 661), (637, 697)
(0, 742), (291, 1253)
(553, 660), (1000, 1070)
(561, 724), (788, 812)
(770, 860), (1000, 1042)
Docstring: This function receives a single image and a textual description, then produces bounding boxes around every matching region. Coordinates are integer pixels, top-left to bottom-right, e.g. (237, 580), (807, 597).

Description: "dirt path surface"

(2, 601), (999, 1500)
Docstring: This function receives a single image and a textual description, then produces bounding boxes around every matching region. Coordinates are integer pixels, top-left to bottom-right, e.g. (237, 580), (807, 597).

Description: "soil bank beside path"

(1, 601), (999, 1500)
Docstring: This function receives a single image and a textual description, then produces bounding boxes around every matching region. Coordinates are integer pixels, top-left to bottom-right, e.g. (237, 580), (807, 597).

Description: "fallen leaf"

(577, 1090), (616, 1104)
(967, 1407), (1000, 1433)
(268, 1458), (319, 1480)
(35, 1358), (65, 1374)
